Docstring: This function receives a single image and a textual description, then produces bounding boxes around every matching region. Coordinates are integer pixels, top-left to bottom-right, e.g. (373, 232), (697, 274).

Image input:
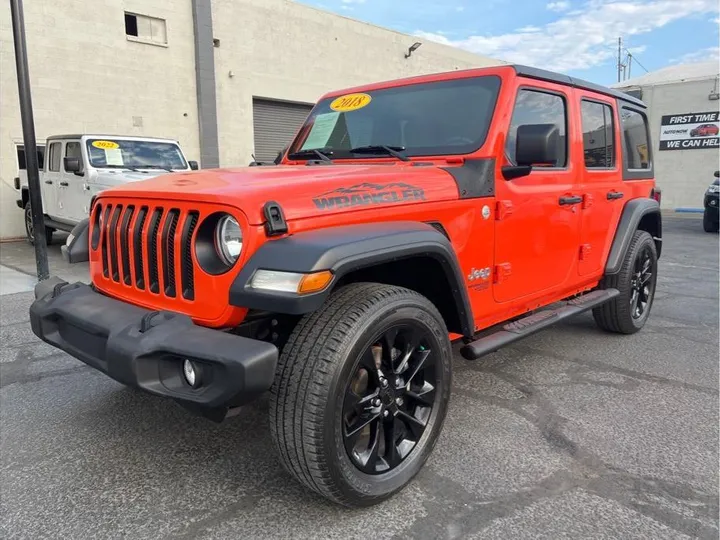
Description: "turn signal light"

(298, 270), (333, 294)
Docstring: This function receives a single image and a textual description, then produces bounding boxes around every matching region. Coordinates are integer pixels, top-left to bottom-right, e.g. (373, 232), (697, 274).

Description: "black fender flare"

(61, 218), (90, 264)
(605, 198), (662, 275)
(229, 221), (474, 335)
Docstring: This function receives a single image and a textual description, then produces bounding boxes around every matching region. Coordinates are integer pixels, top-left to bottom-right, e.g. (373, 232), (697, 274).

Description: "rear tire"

(703, 210), (719, 233)
(593, 230), (657, 334)
(269, 282), (452, 507)
(24, 202), (53, 246)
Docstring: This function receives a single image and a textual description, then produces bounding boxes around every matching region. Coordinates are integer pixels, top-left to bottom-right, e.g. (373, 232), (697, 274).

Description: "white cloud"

(547, 1), (571, 11)
(415, 0), (719, 72)
(670, 46), (720, 64)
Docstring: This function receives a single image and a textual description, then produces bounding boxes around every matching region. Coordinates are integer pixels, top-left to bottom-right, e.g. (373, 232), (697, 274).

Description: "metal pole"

(10, 0), (49, 281)
(617, 37), (622, 83)
(627, 53), (632, 79)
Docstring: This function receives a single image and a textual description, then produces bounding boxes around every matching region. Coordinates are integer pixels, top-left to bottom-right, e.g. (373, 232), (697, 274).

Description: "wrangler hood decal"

(100, 164), (460, 224)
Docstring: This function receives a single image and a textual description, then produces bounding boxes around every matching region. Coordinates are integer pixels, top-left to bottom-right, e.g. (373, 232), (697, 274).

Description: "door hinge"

(495, 200), (514, 220)
(582, 194), (594, 209)
(579, 244), (592, 260)
(493, 263), (512, 284)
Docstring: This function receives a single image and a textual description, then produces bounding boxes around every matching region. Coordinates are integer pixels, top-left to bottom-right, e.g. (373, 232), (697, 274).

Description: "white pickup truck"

(15, 134), (197, 244)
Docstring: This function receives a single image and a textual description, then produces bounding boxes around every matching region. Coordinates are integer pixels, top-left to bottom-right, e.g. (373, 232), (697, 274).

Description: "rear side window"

(620, 108), (651, 170)
(581, 100), (615, 168)
(506, 89), (567, 168)
(48, 142), (61, 172)
(16, 145), (45, 171)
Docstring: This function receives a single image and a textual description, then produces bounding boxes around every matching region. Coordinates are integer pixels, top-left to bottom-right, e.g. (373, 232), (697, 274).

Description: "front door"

(62, 140), (92, 222)
(577, 97), (625, 276)
(493, 84), (582, 303)
(43, 141), (62, 219)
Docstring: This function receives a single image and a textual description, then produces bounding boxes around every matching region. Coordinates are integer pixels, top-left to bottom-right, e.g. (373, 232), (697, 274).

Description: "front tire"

(593, 230), (658, 334)
(269, 282), (452, 507)
(24, 202), (53, 246)
(703, 210), (719, 233)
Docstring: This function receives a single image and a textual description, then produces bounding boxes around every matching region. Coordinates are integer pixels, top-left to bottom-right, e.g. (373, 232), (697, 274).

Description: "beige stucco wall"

(0, 0), (200, 239)
(629, 78), (720, 210)
(0, 0), (503, 239)
(211, 0), (505, 167)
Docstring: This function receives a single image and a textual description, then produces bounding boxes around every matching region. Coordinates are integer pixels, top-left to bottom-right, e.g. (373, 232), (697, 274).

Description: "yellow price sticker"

(92, 140), (120, 150)
(330, 93), (372, 112)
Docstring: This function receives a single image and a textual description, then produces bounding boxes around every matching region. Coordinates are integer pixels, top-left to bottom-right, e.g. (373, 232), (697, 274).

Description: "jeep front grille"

(94, 203), (198, 301)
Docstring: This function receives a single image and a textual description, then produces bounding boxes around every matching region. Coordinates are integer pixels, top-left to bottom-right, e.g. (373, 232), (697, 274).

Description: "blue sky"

(296, 0), (719, 86)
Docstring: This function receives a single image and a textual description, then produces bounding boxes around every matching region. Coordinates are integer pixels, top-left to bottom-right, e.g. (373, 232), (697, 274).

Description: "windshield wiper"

(122, 166), (146, 173)
(142, 164), (174, 172)
(350, 145), (409, 161)
(287, 148), (333, 162)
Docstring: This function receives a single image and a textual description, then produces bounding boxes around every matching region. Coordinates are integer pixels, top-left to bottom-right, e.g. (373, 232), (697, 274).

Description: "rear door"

(577, 95), (624, 276)
(493, 82), (582, 303)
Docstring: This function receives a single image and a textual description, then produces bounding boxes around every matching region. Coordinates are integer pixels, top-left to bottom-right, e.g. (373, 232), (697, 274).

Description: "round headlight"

(214, 215), (242, 266)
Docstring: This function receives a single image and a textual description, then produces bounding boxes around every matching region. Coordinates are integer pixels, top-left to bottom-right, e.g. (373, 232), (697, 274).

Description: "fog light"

(183, 359), (201, 388)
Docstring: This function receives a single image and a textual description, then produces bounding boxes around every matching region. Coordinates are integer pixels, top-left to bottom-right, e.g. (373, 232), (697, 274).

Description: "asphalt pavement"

(1, 217), (718, 539)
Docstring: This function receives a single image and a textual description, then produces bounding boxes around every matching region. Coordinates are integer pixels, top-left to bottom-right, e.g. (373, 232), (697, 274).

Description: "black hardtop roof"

(511, 64), (647, 108)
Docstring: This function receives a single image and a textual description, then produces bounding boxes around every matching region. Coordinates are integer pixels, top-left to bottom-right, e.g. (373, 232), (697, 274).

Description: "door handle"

(83, 184), (91, 191)
(606, 191), (624, 200)
(44, 180), (53, 185)
(559, 195), (583, 205)
(59, 181), (69, 187)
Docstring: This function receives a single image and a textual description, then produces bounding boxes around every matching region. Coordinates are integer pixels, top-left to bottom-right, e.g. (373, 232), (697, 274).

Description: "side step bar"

(460, 288), (620, 360)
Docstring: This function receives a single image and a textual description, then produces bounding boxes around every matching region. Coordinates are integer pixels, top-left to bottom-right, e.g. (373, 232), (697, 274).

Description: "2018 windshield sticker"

(330, 93), (372, 112)
(312, 182), (425, 210)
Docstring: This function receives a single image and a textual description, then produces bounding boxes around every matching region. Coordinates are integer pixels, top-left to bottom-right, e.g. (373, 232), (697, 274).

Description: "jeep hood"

(101, 164), (461, 224)
(94, 169), (172, 185)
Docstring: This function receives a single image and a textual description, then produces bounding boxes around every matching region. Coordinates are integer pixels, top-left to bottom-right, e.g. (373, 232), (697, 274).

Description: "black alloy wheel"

(269, 282), (452, 507)
(629, 245), (654, 320)
(342, 323), (438, 474)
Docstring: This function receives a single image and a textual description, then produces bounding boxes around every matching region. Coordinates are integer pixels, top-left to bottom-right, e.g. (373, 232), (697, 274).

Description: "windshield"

(287, 76), (501, 159)
(86, 139), (188, 170)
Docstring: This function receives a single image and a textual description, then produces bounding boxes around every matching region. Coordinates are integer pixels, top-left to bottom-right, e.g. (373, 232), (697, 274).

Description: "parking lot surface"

(1, 217), (718, 539)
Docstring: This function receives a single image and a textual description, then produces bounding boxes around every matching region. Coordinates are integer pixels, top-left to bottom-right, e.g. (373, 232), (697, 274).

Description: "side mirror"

(714, 171), (719, 178)
(188, 160), (199, 170)
(515, 124), (560, 167)
(63, 156), (82, 174)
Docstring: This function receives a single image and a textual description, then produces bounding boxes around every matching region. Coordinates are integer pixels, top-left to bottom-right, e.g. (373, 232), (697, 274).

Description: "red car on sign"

(690, 123), (719, 137)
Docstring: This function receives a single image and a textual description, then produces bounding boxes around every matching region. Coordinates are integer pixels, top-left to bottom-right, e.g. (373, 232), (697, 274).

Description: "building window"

(621, 108), (651, 170)
(125, 12), (167, 45)
(506, 89), (567, 168)
(16, 145), (45, 171)
(581, 100), (615, 168)
(48, 142), (61, 172)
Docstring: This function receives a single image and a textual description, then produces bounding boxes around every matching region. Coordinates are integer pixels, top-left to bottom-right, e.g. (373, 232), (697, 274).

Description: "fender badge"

(481, 205), (491, 220)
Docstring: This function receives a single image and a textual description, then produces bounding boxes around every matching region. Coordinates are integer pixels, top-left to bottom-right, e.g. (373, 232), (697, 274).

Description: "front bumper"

(30, 278), (278, 416)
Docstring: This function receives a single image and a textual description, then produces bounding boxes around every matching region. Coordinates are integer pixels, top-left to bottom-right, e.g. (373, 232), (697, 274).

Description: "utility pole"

(617, 37), (622, 83)
(10, 0), (49, 281)
(627, 53), (632, 79)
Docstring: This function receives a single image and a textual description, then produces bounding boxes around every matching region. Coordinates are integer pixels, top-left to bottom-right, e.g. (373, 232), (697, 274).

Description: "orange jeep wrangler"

(30, 64), (661, 507)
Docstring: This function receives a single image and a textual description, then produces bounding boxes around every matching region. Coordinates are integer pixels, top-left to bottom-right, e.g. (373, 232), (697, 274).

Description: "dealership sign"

(659, 111), (719, 150)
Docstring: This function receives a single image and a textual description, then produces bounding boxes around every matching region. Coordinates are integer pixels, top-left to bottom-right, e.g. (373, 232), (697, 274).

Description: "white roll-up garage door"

(252, 98), (313, 162)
